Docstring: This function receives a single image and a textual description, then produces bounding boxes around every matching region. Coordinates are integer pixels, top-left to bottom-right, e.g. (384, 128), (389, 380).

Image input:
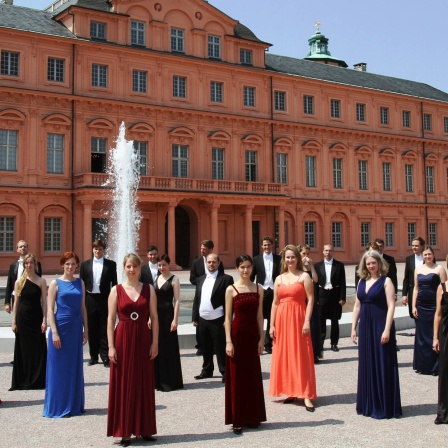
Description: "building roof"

(265, 53), (448, 103)
(44, 0), (111, 15)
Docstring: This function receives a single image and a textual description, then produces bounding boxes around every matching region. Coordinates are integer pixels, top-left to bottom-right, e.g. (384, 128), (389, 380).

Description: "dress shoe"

(222, 375), (225, 383)
(118, 439), (131, 447)
(196, 348), (203, 356)
(331, 345), (339, 352)
(232, 427), (242, 435)
(305, 405), (315, 413)
(265, 347), (272, 354)
(142, 435), (157, 441)
(283, 397), (296, 404)
(314, 356), (320, 364)
(88, 358), (98, 366)
(104, 360), (110, 368)
(194, 372), (213, 380)
(434, 417), (447, 425)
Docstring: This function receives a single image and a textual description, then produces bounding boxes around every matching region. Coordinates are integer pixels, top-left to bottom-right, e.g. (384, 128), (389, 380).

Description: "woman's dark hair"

(157, 253), (171, 264)
(422, 245), (434, 256)
(235, 254), (253, 267)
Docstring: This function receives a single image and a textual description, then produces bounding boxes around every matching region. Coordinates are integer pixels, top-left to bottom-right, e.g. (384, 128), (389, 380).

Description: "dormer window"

(208, 35), (221, 59)
(240, 49), (252, 65)
(171, 28), (184, 53)
(131, 20), (145, 46)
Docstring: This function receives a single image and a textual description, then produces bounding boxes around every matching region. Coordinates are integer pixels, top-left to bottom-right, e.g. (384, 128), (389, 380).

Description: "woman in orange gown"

(269, 244), (317, 411)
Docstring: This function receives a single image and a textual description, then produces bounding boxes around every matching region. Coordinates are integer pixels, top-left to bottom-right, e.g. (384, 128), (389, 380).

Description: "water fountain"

(104, 122), (142, 281)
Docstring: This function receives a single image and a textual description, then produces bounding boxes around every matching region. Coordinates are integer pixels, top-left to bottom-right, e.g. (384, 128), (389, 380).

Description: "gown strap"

(231, 284), (239, 294)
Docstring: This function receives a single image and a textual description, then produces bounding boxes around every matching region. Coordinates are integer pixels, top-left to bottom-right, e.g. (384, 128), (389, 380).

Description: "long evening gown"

(225, 285), (266, 427)
(269, 276), (316, 399)
(107, 283), (156, 438)
(154, 275), (183, 392)
(356, 276), (402, 419)
(414, 273), (440, 375)
(43, 278), (85, 418)
(436, 284), (448, 422)
(10, 279), (47, 390)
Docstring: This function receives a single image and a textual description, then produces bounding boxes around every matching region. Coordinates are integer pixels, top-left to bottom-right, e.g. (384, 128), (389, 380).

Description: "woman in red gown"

(269, 244), (316, 411)
(225, 254), (266, 434)
(107, 253), (159, 447)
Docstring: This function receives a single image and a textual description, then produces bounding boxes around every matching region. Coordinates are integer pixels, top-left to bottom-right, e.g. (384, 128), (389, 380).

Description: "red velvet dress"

(107, 283), (156, 438)
(225, 285), (266, 427)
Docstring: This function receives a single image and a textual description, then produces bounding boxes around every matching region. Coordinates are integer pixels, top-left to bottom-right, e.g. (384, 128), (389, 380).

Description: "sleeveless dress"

(225, 285), (266, 427)
(43, 278), (85, 418)
(269, 276), (316, 399)
(107, 283), (156, 438)
(154, 275), (183, 392)
(356, 276), (402, 419)
(436, 284), (448, 422)
(414, 272), (440, 374)
(10, 279), (47, 390)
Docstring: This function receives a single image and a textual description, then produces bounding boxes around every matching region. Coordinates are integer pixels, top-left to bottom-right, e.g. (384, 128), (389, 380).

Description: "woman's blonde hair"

(122, 253), (141, 268)
(280, 244), (303, 273)
(357, 250), (389, 280)
(16, 253), (38, 297)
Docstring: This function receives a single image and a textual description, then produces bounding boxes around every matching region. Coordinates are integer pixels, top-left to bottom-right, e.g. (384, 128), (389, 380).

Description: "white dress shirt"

(92, 257), (104, 294)
(324, 258), (333, 290)
(263, 252), (274, 290)
(415, 254), (424, 268)
(149, 262), (158, 283)
(13, 257), (25, 296)
(199, 270), (223, 320)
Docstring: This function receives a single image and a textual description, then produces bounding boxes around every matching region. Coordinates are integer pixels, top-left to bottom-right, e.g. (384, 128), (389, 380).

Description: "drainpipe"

(69, 10), (76, 249)
(270, 75), (277, 251)
(420, 101), (429, 241)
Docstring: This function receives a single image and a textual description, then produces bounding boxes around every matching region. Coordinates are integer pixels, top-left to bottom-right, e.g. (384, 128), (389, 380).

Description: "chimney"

(354, 63), (367, 72)
(1, 0), (14, 5)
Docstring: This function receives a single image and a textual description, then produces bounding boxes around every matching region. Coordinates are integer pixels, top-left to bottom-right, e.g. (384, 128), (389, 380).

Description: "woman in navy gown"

(225, 255), (266, 435)
(154, 253), (183, 391)
(43, 252), (88, 418)
(352, 250), (402, 419)
(10, 253), (47, 390)
(434, 279), (448, 424)
(412, 245), (446, 375)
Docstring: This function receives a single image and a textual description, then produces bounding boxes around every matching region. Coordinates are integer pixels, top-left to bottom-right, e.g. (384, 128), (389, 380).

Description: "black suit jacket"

(79, 258), (118, 295)
(315, 258), (346, 304)
(192, 272), (234, 322)
(189, 257), (224, 285)
(139, 263), (160, 286)
(402, 254), (418, 299)
(4, 259), (42, 307)
(250, 253), (281, 287)
(354, 253), (398, 293)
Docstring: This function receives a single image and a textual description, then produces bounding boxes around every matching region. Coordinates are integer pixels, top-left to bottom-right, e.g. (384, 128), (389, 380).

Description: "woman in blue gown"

(352, 250), (402, 419)
(412, 245), (446, 375)
(43, 252), (88, 418)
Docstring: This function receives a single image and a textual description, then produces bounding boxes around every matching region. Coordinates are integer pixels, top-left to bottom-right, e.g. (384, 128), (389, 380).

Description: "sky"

(13, 0), (448, 93)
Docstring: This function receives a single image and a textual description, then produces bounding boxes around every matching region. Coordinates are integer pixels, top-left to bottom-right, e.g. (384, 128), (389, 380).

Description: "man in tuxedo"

(315, 244), (346, 352)
(402, 236), (425, 319)
(250, 236), (281, 354)
(4, 240), (42, 314)
(139, 245), (159, 285)
(374, 238), (398, 295)
(80, 240), (117, 367)
(192, 253), (233, 382)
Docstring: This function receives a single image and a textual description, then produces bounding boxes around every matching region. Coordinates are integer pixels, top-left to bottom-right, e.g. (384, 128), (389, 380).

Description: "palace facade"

(1, 0), (448, 272)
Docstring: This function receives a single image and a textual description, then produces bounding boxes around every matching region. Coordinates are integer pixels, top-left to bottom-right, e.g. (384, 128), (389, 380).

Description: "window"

(91, 137), (107, 173)
(173, 76), (186, 98)
(1, 51), (19, 76)
(356, 103), (366, 122)
(47, 58), (64, 82)
(0, 129), (18, 171)
(132, 70), (147, 93)
(134, 141), (147, 175)
(245, 150), (257, 182)
(171, 28), (184, 52)
(210, 81), (223, 103)
(306, 155), (316, 187)
(407, 223), (416, 246)
(208, 35), (221, 59)
(402, 111), (411, 128)
(240, 49), (252, 65)
(212, 147), (224, 180)
(382, 162), (391, 191)
(276, 153), (287, 184)
(444, 117), (448, 134)
(274, 91), (286, 111)
(92, 64), (107, 88)
(172, 144), (188, 177)
(426, 166), (435, 193)
(360, 222), (370, 248)
(423, 113), (432, 131)
(243, 86), (255, 107)
(405, 164), (414, 192)
(385, 222), (394, 247)
(358, 160), (368, 190)
(130, 20), (145, 46)
(0, 217), (14, 252)
(333, 158), (342, 189)
(303, 95), (314, 115)
(380, 107), (389, 125)
(90, 22), (106, 40)
(44, 217), (62, 252)
(304, 222), (315, 249)
(330, 99), (340, 118)
(47, 134), (64, 174)
(429, 223), (437, 246)
(92, 218), (108, 243)
(332, 222), (342, 248)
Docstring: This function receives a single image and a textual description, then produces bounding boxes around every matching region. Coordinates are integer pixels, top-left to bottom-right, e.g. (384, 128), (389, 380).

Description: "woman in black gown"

(153, 254), (183, 391)
(10, 253), (47, 390)
(433, 279), (448, 424)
